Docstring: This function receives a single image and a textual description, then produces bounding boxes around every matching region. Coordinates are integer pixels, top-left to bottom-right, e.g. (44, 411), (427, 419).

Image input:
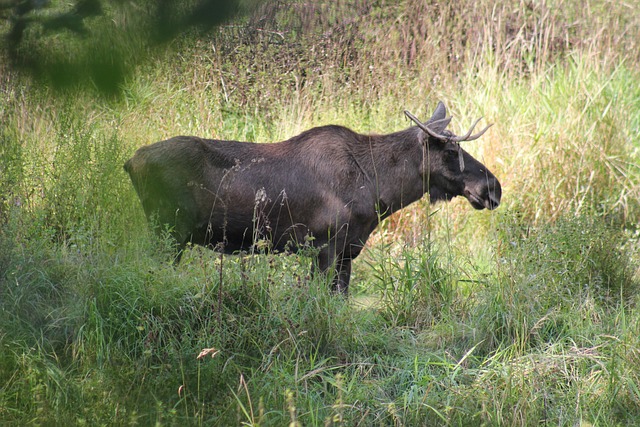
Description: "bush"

(475, 214), (638, 352)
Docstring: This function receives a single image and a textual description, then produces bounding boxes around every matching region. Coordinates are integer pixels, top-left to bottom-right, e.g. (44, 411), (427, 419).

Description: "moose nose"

(486, 193), (500, 210)
(485, 180), (502, 210)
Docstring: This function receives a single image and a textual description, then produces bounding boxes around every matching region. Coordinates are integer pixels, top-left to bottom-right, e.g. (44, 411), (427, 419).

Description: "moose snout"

(486, 190), (501, 210)
(465, 177), (501, 210)
(484, 178), (502, 210)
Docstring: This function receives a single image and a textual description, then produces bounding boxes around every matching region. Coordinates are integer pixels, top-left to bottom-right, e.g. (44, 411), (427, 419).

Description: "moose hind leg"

(173, 242), (186, 265)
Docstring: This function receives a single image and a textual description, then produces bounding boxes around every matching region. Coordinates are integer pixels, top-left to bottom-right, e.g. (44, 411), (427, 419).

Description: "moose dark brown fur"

(124, 101), (501, 295)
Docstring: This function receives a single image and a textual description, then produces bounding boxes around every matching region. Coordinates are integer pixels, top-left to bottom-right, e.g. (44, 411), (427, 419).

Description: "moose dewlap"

(124, 101), (501, 295)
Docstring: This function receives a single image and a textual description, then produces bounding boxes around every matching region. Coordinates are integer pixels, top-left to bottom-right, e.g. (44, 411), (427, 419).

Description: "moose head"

(405, 102), (501, 210)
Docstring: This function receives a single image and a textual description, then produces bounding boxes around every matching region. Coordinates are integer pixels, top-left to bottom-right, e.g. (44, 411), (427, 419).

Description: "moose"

(124, 101), (501, 295)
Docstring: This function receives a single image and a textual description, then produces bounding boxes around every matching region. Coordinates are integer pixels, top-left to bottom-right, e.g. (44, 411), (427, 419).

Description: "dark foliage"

(1, 0), (248, 94)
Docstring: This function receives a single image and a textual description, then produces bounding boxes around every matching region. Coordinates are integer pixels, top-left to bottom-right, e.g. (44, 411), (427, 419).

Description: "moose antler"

(404, 110), (493, 142)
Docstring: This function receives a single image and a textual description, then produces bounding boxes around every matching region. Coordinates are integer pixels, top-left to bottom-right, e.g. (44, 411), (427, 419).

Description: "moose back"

(124, 101), (501, 295)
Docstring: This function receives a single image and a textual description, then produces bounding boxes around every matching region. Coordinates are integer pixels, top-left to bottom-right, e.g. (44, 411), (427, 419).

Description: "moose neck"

(353, 127), (427, 218)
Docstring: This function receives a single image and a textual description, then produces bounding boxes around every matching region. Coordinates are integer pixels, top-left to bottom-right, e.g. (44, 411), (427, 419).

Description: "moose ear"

(426, 101), (452, 134)
(429, 101), (447, 123)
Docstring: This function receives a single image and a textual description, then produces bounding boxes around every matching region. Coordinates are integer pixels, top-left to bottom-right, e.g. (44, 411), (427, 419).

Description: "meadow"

(1, 0), (640, 425)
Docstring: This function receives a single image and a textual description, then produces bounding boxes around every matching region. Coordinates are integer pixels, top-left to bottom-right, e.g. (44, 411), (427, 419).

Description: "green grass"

(2, 0), (640, 425)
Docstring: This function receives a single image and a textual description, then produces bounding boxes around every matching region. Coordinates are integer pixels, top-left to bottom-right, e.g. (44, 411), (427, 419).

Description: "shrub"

(475, 214), (638, 352)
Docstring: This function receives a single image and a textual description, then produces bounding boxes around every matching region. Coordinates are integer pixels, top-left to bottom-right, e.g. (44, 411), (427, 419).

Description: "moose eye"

(445, 145), (465, 171)
(445, 148), (458, 159)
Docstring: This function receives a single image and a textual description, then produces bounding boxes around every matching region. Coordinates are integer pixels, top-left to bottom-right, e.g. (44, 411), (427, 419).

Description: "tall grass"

(1, 0), (640, 425)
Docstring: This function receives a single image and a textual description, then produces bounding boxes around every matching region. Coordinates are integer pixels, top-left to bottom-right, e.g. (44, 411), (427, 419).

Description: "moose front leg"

(316, 249), (352, 296)
(333, 257), (352, 295)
